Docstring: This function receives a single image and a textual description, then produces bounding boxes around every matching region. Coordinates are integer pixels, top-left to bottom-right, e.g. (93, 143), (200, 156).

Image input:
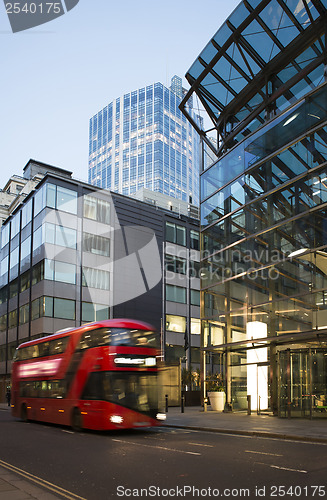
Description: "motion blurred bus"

(11, 319), (166, 430)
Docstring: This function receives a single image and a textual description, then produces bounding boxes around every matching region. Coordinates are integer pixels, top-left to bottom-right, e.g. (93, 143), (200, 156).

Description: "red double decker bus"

(11, 319), (166, 430)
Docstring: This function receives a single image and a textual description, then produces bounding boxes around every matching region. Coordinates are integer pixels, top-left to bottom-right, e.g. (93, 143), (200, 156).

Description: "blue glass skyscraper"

(88, 76), (201, 205)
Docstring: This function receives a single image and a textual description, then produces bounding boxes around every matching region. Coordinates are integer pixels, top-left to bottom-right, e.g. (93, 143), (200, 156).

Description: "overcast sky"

(1, 0), (240, 187)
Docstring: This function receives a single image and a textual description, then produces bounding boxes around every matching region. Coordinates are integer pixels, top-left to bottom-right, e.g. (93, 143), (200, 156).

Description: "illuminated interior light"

(283, 113), (299, 126)
(110, 415), (123, 424)
(288, 248), (309, 258)
(156, 413), (166, 421)
(58, 409), (64, 413)
(247, 322), (268, 412)
(27, 407), (31, 409)
(40, 408), (45, 411)
(81, 411), (88, 415)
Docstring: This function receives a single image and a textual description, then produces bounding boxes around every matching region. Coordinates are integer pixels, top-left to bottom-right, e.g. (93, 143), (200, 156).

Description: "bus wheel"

(71, 408), (82, 432)
(21, 404), (28, 422)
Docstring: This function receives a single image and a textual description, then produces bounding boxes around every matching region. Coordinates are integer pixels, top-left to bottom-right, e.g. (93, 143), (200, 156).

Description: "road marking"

(245, 450), (282, 457)
(188, 442), (214, 448)
(112, 438), (201, 456)
(270, 465), (308, 473)
(255, 462), (308, 473)
(0, 459), (86, 499)
(62, 430), (74, 434)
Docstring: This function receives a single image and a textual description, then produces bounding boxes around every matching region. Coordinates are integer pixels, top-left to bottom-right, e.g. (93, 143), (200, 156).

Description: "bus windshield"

(82, 371), (159, 415)
(78, 328), (158, 350)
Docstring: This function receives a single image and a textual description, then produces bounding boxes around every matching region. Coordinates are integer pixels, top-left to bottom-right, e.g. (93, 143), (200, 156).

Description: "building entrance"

(278, 349), (327, 418)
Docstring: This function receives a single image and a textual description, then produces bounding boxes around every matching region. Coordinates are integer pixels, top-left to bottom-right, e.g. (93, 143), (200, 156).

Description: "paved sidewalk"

(165, 405), (327, 443)
(0, 404), (61, 499)
(0, 469), (60, 500)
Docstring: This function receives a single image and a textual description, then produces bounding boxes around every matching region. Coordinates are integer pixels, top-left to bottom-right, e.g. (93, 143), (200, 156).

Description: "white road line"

(245, 450), (282, 457)
(62, 430), (74, 434)
(270, 465), (308, 473)
(188, 442), (214, 448)
(255, 462), (308, 473)
(112, 438), (201, 456)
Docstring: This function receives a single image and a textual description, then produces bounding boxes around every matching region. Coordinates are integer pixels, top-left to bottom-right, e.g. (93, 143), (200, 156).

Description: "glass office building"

(88, 76), (201, 205)
(181, 0), (327, 417)
(0, 160), (200, 401)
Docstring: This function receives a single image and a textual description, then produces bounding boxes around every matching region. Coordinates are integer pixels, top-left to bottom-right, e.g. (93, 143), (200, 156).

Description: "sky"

(1, 0), (240, 188)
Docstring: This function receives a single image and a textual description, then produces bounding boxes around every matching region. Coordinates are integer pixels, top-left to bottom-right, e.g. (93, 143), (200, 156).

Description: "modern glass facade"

(88, 76), (201, 205)
(181, 0), (327, 417)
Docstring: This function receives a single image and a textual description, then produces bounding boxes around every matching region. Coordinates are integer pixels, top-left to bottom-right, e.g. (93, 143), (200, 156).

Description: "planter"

(208, 391), (226, 411)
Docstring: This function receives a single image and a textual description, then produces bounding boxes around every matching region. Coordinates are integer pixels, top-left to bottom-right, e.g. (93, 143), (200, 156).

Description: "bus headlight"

(110, 415), (123, 424)
(156, 413), (166, 421)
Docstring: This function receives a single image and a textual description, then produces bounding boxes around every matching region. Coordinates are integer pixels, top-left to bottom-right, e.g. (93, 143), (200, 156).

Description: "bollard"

(247, 394), (251, 415)
(203, 397), (208, 412)
(181, 394), (185, 413)
(165, 394), (168, 413)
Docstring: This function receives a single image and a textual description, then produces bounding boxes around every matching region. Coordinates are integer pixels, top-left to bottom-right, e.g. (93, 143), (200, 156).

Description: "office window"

(54, 298), (75, 320)
(0, 287), (7, 304)
(56, 186), (77, 214)
(36, 183), (77, 214)
(191, 289), (200, 306)
(19, 304), (29, 325)
(191, 318), (201, 335)
(82, 302), (110, 322)
(9, 279), (18, 299)
(34, 185), (46, 215)
(21, 200), (32, 228)
(11, 214), (20, 239)
(54, 261), (76, 285)
(31, 298), (41, 320)
(34, 223), (77, 250)
(82, 267), (110, 290)
(30, 296), (75, 321)
(166, 314), (186, 332)
(8, 310), (17, 328)
(10, 247), (19, 269)
(84, 195), (110, 224)
(20, 237), (31, 266)
(0, 256), (8, 277)
(165, 222), (175, 243)
(190, 230), (200, 250)
(165, 222), (186, 246)
(46, 183), (56, 208)
(32, 261), (44, 285)
(20, 271), (30, 293)
(41, 296), (54, 318)
(44, 259), (76, 285)
(83, 233), (110, 257)
(165, 255), (186, 275)
(0, 224), (9, 249)
(166, 285), (186, 303)
(55, 225), (77, 248)
(0, 314), (7, 332)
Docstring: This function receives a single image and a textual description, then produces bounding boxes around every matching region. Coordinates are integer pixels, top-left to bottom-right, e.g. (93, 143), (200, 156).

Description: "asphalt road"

(0, 410), (326, 499)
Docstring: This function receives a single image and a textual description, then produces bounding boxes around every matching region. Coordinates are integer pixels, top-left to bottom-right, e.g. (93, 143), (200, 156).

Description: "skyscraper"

(88, 76), (201, 205)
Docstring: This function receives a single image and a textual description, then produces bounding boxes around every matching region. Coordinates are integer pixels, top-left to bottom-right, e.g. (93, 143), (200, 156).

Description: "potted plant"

(206, 373), (226, 411)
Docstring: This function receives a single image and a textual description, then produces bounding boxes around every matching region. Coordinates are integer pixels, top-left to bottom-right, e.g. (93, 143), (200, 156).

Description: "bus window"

(38, 342), (50, 357)
(49, 337), (68, 355)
